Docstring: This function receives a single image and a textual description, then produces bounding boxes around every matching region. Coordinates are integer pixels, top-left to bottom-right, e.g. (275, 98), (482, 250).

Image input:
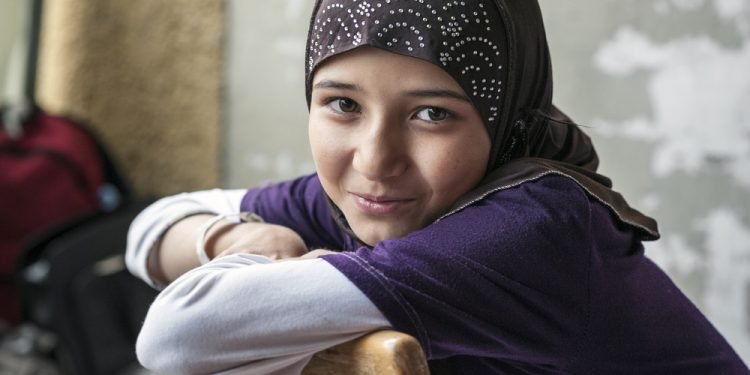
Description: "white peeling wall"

(541, 0), (750, 362)
(224, 0), (750, 362)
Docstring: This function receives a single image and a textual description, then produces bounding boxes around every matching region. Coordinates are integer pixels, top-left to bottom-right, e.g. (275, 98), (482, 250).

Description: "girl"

(127, 0), (748, 373)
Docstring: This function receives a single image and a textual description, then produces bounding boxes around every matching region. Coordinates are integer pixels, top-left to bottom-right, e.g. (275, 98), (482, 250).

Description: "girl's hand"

(213, 223), (308, 260)
(151, 215), (310, 285)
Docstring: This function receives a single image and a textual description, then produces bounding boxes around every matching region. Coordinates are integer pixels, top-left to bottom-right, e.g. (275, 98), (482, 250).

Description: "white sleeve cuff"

(125, 189), (247, 288)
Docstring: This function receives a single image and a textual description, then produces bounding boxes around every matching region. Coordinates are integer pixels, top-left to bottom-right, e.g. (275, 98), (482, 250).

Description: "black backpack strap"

(25, 0), (44, 103)
(2, 0), (44, 138)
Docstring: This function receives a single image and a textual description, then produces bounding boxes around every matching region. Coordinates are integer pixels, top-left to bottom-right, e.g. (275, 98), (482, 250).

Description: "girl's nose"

(352, 117), (409, 181)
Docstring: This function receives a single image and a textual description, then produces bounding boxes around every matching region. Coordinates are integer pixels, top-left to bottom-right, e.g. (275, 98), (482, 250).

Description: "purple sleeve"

(322, 175), (593, 361)
(240, 174), (354, 250)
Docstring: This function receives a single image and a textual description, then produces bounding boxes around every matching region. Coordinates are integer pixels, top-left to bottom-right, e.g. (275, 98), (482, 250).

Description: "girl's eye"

(415, 107), (451, 122)
(328, 98), (360, 113)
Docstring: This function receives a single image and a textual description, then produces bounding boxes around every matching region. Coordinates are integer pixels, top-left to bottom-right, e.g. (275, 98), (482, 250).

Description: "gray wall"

(224, 0), (750, 361)
(223, 0), (315, 187)
(541, 0), (750, 360)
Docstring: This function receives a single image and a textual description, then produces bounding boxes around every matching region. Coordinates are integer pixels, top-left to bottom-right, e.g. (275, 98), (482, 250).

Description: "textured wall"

(36, 0), (224, 197)
(540, 0), (750, 361)
(225, 0), (750, 362)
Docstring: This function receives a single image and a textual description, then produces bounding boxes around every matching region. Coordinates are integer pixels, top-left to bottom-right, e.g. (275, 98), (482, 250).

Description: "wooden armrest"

(302, 330), (429, 375)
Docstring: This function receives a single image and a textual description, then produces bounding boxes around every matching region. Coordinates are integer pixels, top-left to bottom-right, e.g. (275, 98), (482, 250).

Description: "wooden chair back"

(302, 330), (429, 375)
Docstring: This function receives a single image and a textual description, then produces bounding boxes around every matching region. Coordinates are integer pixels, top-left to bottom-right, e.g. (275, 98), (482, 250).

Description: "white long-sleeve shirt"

(125, 190), (390, 374)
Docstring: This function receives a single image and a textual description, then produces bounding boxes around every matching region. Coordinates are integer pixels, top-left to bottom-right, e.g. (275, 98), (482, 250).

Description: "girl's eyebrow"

(313, 79), (361, 91)
(404, 89), (471, 103)
(313, 79), (470, 103)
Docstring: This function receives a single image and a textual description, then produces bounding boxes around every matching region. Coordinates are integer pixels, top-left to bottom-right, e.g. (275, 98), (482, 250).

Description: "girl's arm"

(125, 189), (307, 288)
(136, 253), (391, 374)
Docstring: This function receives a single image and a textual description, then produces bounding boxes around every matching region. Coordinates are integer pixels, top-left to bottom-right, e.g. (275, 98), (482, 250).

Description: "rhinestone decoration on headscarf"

(306, 0), (508, 134)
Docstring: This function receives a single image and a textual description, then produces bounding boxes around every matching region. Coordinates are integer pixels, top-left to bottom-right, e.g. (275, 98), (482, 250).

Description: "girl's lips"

(351, 193), (414, 216)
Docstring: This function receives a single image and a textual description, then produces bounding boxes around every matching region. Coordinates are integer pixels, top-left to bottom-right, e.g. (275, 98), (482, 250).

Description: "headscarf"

(305, 0), (659, 241)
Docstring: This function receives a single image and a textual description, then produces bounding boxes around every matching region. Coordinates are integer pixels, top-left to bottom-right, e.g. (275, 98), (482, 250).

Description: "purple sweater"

(241, 173), (748, 374)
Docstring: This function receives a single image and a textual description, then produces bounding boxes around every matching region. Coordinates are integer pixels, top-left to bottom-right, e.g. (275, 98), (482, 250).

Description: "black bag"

(1, 0), (129, 325)
(2, 0), (157, 373)
(16, 201), (158, 375)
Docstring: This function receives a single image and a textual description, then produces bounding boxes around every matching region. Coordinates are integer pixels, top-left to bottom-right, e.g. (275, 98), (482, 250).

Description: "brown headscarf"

(305, 0), (659, 241)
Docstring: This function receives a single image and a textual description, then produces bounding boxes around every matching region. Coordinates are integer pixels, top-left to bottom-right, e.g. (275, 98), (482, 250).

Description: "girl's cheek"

(310, 124), (343, 165)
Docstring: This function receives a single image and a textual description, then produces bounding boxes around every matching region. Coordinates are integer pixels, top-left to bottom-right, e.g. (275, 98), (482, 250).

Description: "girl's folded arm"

(135, 253), (391, 374)
(125, 188), (247, 288)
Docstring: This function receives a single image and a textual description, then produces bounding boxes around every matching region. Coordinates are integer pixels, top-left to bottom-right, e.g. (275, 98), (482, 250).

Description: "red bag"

(0, 110), (105, 324)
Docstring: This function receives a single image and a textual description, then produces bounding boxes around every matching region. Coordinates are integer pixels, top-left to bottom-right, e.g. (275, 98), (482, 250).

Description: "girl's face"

(309, 47), (491, 246)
